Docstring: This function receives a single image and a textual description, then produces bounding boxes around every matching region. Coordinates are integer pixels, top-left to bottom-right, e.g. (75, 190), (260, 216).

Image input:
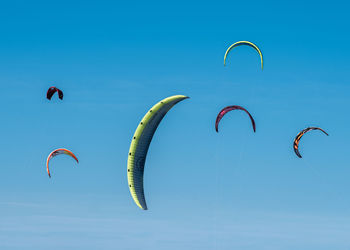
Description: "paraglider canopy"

(127, 95), (189, 210)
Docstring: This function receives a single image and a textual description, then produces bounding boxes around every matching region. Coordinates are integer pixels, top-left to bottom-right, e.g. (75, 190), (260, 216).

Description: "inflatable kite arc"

(127, 95), (189, 210)
(223, 41), (263, 69)
(47, 87), (63, 100)
(46, 148), (79, 177)
(215, 105), (256, 133)
(293, 127), (329, 158)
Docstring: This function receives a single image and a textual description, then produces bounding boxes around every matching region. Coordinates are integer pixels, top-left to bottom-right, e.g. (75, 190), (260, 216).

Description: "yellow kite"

(224, 41), (263, 69)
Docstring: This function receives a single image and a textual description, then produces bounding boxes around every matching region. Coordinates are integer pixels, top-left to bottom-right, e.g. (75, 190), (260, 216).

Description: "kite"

(293, 127), (329, 158)
(127, 95), (189, 210)
(215, 105), (256, 133)
(47, 87), (63, 100)
(223, 41), (263, 69)
(46, 148), (79, 177)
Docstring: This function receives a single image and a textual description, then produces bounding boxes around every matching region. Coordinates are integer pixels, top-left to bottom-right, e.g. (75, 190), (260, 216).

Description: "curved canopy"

(215, 105), (256, 133)
(127, 95), (189, 210)
(46, 148), (79, 177)
(223, 41), (263, 69)
(293, 127), (329, 158)
(47, 87), (63, 100)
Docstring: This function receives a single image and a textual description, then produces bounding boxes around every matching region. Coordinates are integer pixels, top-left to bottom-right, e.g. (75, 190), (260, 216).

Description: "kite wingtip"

(139, 205), (148, 210)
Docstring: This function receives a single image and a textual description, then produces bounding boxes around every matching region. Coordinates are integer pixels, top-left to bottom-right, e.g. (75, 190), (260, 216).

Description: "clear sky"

(0, 0), (350, 249)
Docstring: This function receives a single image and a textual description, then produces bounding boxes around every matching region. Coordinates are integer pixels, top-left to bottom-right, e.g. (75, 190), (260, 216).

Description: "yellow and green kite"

(224, 41), (263, 69)
(127, 95), (189, 210)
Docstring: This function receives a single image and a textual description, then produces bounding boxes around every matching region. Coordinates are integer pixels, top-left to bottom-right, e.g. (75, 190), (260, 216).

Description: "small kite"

(224, 41), (263, 69)
(215, 105), (256, 133)
(47, 87), (63, 100)
(293, 127), (329, 158)
(46, 148), (79, 178)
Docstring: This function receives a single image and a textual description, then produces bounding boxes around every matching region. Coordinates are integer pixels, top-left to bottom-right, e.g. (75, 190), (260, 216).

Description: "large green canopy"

(127, 95), (189, 210)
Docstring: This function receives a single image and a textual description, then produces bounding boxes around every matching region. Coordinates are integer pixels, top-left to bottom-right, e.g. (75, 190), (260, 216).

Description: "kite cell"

(223, 41), (263, 69)
(46, 148), (79, 178)
(127, 95), (189, 210)
(293, 127), (329, 158)
(47, 87), (63, 100)
(215, 105), (256, 133)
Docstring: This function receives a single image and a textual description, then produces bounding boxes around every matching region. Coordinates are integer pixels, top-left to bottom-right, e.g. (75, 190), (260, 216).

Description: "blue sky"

(0, 0), (350, 249)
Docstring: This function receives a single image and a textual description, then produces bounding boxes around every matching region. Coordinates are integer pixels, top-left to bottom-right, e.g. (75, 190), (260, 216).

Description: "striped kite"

(46, 148), (79, 178)
(293, 127), (329, 158)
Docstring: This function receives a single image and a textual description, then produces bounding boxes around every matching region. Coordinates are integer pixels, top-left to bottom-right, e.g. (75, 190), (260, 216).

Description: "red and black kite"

(47, 87), (63, 100)
(215, 105), (256, 133)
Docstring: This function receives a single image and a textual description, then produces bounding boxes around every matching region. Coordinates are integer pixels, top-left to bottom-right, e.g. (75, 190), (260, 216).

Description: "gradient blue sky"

(1, 0), (350, 249)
